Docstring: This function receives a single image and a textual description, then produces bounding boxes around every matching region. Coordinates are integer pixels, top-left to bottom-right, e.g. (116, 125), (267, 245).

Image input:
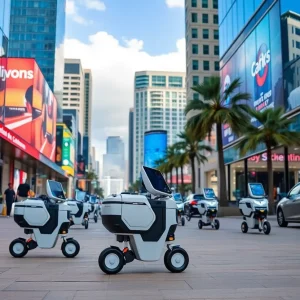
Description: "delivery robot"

(10, 180), (80, 258)
(67, 190), (90, 229)
(197, 188), (220, 230)
(99, 166), (189, 274)
(88, 194), (100, 223)
(239, 183), (271, 235)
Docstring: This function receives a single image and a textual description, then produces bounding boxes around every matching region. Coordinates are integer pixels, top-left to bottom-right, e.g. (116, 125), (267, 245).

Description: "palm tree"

(185, 76), (251, 206)
(236, 107), (300, 214)
(155, 158), (169, 180)
(128, 180), (140, 193)
(174, 129), (213, 193)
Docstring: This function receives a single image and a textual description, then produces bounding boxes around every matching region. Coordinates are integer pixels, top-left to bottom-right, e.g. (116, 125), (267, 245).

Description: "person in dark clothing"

(4, 183), (16, 217)
(17, 181), (30, 201)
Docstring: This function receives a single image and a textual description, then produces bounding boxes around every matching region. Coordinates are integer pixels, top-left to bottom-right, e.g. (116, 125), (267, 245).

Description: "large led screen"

(221, 1), (283, 146)
(0, 58), (57, 161)
(144, 130), (167, 168)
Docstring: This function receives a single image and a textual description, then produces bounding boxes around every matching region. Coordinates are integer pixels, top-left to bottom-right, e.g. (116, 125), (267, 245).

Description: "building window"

(296, 27), (300, 36)
(202, 14), (208, 23)
(152, 75), (166, 87)
(213, 15), (218, 24)
(204, 77), (209, 83)
(203, 29), (209, 39)
(192, 13), (198, 23)
(296, 41), (300, 49)
(191, 0), (197, 7)
(192, 60), (199, 70)
(192, 76), (199, 86)
(214, 45), (219, 56)
(169, 76), (183, 88)
(213, 0), (218, 9)
(135, 75), (149, 89)
(214, 61), (219, 71)
(193, 93), (199, 100)
(203, 61), (210, 71)
(293, 40), (295, 47)
(203, 45), (209, 55)
(192, 44), (198, 54)
(192, 28), (198, 38)
(202, 0), (208, 8)
(214, 29), (219, 40)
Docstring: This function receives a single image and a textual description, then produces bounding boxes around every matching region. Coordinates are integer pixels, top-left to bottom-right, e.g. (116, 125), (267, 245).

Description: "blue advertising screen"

(203, 188), (216, 199)
(221, 1), (283, 146)
(249, 183), (265, 197)
(144, 131), (167, 168)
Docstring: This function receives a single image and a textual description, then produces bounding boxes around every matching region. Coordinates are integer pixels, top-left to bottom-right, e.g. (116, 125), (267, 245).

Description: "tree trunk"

(180, 165), (184, 196)
(176, 167), (179, 192)
(170, 168), (173, 186)
(216, 123), (227, 207)
(267, 146), (274, 214)
(191, 156), (196, 193)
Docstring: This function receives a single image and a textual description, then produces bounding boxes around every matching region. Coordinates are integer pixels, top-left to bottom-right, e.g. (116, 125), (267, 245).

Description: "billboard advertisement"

(221, 1), (283, 146)
(0, 58), (57, 161)
(56, 124), (75, 176)
(144, 130), (167, 168)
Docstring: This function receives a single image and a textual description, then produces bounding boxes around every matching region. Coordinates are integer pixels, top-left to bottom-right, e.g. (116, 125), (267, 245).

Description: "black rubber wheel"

(99, 247), (124, 275)
(277, 208), (288, 227)
(214, 219), (220, 230)
(61, 239), (80, 258)
(241, 221), (248, 233)
(186, 214), (191, 221)
(94, 216), (98, 223)
(164, 248), (189, 273)
(198, 220), (203, 229)
(263, 221), (271, 235)
(9, 239), (28, 258)
(181, 217), (185, 226)
(84, 220), (88, 229)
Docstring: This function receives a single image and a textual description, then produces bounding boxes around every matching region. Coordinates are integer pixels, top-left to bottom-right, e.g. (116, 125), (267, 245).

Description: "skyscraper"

(63, 59), (85, 135)
(185, 0), (219, 101)
(133, 71), (186, 181)
(185, 0), (219, 193)
(9, 0), (66, 120)
(128, 108), (134, 185)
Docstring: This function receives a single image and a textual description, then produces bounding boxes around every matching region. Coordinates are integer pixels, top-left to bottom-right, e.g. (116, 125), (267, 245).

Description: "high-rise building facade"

(83, 70), (92, 168)
(107, 136), (124, 155)
(133, 71), (186, 181)
(185, 0), (219, 101)
(128, 108), (134, 185)
(220, 0), (300, 201)
(9, 0), (66, 120)
(63, 59), (85, 135)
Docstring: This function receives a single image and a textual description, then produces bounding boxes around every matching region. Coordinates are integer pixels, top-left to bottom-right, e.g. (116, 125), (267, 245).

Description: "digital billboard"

(221, 1), (283, 146)
(0, 58), (57, 161)
(144, 130), (167, 168)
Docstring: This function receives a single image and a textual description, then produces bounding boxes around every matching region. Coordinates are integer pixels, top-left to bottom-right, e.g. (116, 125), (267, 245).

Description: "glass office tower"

(219, 0), (300, 201)
(8, 0), (66, 120)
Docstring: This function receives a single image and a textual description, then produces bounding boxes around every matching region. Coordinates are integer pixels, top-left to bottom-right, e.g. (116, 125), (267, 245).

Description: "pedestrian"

(17, 180), (30, 202)
(4, 183), (16, 217)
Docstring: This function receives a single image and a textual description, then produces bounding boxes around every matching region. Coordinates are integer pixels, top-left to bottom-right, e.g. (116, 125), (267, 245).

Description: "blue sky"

(66, 0), (185, 55)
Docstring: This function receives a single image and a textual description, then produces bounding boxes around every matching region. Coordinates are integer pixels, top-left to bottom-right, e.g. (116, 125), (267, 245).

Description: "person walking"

(17, 180), (30, 202)
(4, 183), (16, 217)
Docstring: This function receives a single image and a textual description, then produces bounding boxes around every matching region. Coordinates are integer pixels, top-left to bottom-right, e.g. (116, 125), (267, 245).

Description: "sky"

(64, 0), (186, 162)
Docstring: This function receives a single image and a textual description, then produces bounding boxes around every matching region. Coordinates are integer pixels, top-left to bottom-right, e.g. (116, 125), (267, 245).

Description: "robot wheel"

(164, 247), (189, 273)
(99, 247), (124, 275)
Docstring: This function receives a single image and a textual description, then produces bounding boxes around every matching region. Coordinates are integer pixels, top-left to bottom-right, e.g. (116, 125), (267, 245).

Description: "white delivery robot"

(239, 183), (271, 235)
(10, 180), (80, 258)
(197, 188), (220, 230)
(99, 166), (189, 274)
(88, 195), (100, 223)
(66, 190), (90, 229)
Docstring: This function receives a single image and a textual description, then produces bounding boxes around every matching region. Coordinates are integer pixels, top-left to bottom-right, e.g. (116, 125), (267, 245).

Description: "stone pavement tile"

(43, 291), (76, 300)
(4, 281), (108, 291)
(0, 291), (47, 300)
(107, 280), (191, 291)
(258, 278), (300, 288)
(14, 274), (110, 282)
(2, 268), (65, 275)
(0, 279), (16, 291)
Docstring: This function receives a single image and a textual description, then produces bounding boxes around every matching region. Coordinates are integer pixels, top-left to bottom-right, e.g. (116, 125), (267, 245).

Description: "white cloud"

(66, 0), (105, 25)
(84, 0), (106, 11)
(65, 32), (185, 157)
(165, 0), (184, 8)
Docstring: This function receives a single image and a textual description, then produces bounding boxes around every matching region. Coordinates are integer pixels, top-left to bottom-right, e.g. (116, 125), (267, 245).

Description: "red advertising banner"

(0, 58), (57, 161)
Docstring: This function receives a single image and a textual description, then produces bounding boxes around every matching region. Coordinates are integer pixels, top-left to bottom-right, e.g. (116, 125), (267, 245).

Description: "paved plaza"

(0, 216), (299, 300)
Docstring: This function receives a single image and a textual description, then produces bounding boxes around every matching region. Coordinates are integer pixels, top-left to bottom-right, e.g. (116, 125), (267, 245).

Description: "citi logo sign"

(0, 66), (34, 81)
(251, 44), (270, 87)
